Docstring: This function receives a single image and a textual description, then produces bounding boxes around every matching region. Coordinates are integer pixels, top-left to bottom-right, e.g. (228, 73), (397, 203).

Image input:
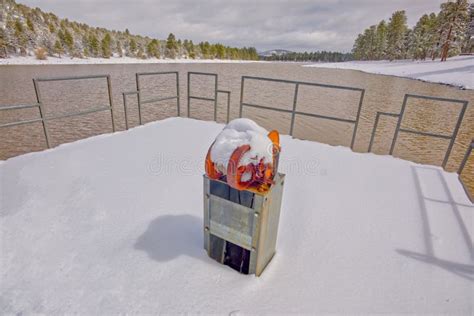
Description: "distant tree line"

(352, 0), (472, 61)
(0, 0), (259, 60)
(260, 51), (353, 62)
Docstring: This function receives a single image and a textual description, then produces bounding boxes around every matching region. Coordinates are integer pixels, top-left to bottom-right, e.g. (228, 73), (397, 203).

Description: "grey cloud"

(18, 0), (444, 52)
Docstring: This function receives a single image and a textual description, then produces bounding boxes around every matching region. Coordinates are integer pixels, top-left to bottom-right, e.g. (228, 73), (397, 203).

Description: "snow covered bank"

(304, 55), (474, 89)
(0, 55), (262, 65)
(1, 118), (473, 314)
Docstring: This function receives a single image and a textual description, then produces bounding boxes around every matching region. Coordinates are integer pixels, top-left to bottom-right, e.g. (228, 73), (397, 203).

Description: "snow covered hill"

(304, 55), (474, 89)
(1, 118), (473, 314)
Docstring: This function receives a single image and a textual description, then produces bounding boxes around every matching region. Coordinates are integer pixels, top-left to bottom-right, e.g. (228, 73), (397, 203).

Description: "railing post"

(368, 112), (381, 153)
(136, 73), (142, 125)
(239, 77), (245, 118)
(176, 72), (181, 117)
(106, 75), (116, 132)
(122, 93), (129, 130)
(390, 94), (408, 155)
(289, 83), (299, 136)
(187, 72), (191, 118)
(351, 89), (365, 150)
(442, 101), (468, 168)
(226, 92), (231, 123)
(458, 139), (474, 175)
(32, 78), (51, 148)
(214, 75), (218, 122)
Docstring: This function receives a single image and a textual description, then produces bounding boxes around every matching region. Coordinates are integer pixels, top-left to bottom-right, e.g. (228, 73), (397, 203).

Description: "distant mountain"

(258, 49), (294, 57)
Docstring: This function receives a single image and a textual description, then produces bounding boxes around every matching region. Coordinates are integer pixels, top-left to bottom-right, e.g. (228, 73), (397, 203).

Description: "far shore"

(0, 55), (265, 65)
(1, 54), (471, 90)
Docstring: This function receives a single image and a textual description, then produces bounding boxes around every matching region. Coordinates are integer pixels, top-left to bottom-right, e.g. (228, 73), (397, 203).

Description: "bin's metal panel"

(256, 174), (285, 276)
(209, 194), (256, 249)
(203, 173), (285, 276)
(203, 176), (211, 255)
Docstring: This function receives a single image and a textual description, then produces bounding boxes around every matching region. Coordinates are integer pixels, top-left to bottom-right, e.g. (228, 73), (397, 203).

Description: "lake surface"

(1, 62), (473, 194)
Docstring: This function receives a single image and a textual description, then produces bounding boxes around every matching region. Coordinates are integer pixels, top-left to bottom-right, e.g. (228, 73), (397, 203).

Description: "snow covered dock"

(1, 118), (473, 314)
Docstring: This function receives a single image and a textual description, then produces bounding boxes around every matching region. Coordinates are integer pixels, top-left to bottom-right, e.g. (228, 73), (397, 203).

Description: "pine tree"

(63, 28), (74, 51)
(215, 43), (226, 59)
(364, 26), (377, 59)
(101, 33), (112, 58)
(13, 19), (28, 56)
(199, 41), (210, 58)
(48, 23), (55, 33)
(438, 0), (469, 61)
(116, 40), (123, 57)
(14, 19), (24, 36)
(54, 39), (63, 57)
(461, 3), (474, 53)
(375, 20), (388, 59)
(146, 39), (160, 58)
(410, 14), (439, 60)
(129, 38), (137, 56)
(88, 33), (99, 56)
(352, 33), (366, 60)
(166, 33), (178, 58)
(386, 11), (408, 60)
(137, 46), (146, 59)
(0, 28), (8, 58)
(26, 16), (35, 32)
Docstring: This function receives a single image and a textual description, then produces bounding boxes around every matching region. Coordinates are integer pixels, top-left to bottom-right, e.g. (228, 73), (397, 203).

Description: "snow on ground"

(0, 55), (262, 65)
(0, 118), (473, 314)
(304, 55), (474, 89)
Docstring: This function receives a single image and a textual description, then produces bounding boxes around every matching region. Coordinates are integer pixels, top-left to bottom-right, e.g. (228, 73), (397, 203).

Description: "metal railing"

(0, 75), (115, 148)
(458, 139), (473, 175)
(122, 71), (180, 130)
(459, 139), (474, 203)
(458, 139), (474, 202)
(0, 72), (471, 202)
(238, 76), (365, 149)
(187, 72), (231, 122)
(368, 94), (468, 169)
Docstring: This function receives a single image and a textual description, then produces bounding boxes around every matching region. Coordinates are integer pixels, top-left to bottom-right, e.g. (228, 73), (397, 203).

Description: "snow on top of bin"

(210, 118), (274, 175)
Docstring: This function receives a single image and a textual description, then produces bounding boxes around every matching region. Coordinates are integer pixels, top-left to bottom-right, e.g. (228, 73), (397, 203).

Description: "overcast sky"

(18, 0), (444, 52)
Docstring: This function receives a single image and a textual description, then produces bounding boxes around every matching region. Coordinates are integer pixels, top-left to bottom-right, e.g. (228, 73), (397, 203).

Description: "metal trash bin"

(203, 173), (285, 276)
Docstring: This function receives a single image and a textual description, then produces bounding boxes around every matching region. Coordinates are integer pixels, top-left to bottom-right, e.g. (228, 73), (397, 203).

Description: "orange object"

(205, 130), (280, 192)
(205, 143), (222, 180)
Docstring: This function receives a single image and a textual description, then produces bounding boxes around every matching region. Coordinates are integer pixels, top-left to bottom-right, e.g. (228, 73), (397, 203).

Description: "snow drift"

(304, 55), (474, 89)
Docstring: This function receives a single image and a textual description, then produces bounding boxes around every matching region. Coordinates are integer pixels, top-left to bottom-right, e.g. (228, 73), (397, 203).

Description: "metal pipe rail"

(217, 90), (231, 123)
(458, 140), (474, 202)
(458, 139), (473, 175)
(187, 72), (218, 120)
(238, 75), (365, 149)
(368, 112), (400, 152)
(187, 72), (232, 123)
(123, 71), (180, 130)
(1, 75), (116, 148)
(0, 103), (42, 128)
(386, 94), (468, 168)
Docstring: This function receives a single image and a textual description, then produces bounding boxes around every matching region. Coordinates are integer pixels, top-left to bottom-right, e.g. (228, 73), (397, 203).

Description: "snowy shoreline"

(0, 55), (264, 65)
(304, 55), (474, 90)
